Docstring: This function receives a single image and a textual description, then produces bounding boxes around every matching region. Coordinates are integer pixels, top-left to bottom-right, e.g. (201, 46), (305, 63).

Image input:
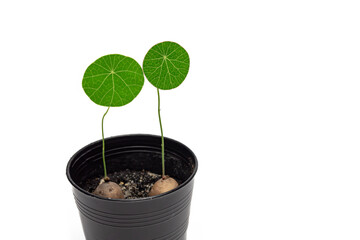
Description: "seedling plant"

(143, 42), (190, 195)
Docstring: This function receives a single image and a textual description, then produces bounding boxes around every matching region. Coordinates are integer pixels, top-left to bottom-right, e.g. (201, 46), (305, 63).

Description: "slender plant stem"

(157, 88), (165, 178)
(102, 107), (110, 178)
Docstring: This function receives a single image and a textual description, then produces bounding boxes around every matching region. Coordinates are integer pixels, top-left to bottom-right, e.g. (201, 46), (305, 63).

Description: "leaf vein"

(89, 73), (112, 97)
(113, 73), (136, 98)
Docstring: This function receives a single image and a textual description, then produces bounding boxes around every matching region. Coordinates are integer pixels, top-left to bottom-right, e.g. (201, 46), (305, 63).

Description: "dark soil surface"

(81, 169), (163, 199)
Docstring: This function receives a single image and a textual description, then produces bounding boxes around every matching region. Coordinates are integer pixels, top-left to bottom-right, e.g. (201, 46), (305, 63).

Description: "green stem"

(157, 88), (165, 178)
(102, 107), (110, 178)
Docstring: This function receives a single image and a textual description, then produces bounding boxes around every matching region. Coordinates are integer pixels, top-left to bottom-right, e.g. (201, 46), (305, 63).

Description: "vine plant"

(82, 54), (144, 187)
(143, 41), (190, 180)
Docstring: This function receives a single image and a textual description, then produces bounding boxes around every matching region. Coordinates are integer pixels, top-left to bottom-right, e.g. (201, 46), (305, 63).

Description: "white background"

(1, 0), (359, 239)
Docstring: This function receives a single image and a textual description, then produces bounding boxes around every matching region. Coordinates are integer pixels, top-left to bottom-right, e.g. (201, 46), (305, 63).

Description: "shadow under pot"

(66, 134), (198, 240)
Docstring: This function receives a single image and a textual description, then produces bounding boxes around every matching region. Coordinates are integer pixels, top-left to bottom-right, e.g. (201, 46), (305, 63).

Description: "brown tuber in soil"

(93, 179), (124, 199)
(81, 170), (180, 199)
(149, 176), (179, 196)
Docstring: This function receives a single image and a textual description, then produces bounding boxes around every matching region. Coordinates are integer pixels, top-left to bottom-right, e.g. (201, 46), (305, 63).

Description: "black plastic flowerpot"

(66, 134), (198, 240)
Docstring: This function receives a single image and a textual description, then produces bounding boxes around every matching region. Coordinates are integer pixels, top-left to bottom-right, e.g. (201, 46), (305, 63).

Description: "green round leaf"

(82, 54), (144, 107)
(143, 41), (190, 90)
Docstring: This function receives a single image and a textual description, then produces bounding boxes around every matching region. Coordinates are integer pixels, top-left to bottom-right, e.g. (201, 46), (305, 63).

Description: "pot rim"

(66, 133), (198, 202)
